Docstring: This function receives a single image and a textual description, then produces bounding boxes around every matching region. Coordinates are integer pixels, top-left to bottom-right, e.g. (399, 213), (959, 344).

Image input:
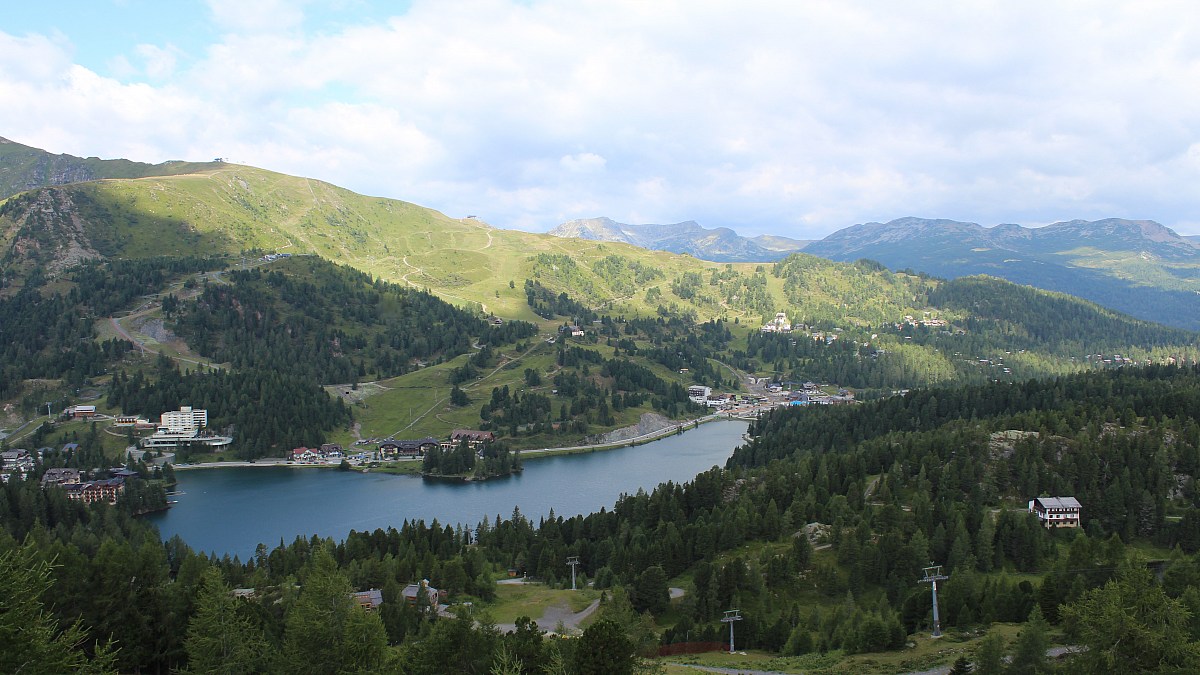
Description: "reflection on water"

(146, 420), (749, 558)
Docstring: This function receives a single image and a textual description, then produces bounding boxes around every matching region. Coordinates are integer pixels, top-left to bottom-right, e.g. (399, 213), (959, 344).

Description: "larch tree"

(184, 566), (271, 674)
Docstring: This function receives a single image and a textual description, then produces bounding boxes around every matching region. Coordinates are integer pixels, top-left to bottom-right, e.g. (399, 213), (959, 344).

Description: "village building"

(1028, 496), (1082, 528)
(1, 449), (33, 471)
(290, 447), (320, 463)
(401, 581), (441, 607)
(114, 415), (154, 428)
(352, 589), (384, 611)
(64, 405), (97, 419)
(41, 467), (82, 487)
(445, 430), (496, 450)
(379, 437), (440, 459)
(761, 311), (792, 333)
(63, 477), (125, 505)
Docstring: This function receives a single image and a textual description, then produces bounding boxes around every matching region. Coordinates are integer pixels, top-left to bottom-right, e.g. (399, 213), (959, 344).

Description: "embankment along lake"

(147, 420), (749, 558)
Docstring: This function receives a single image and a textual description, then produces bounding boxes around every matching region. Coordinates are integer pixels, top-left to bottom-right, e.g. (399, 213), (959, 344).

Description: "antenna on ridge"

(919, 564), (949, 638)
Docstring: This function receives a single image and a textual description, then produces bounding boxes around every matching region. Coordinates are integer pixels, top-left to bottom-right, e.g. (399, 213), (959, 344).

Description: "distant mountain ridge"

(0, 136), (222, 200)
(804, 216), (1200, 330)
(549, 217), (809, 262)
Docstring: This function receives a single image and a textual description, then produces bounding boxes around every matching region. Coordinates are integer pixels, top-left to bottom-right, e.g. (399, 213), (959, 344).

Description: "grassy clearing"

(661, 623), (1033, 674)
(485, 583), (600, 625)
(366, 461), (423, 476)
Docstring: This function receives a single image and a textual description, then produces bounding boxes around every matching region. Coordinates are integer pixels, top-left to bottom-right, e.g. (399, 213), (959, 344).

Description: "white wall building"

(161, 406), (207, 433)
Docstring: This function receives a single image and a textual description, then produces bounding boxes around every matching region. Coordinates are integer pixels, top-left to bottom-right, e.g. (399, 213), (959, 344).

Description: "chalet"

(351, 589), (384, 611)
(761, 311), (792, 333)
(64, 478), (125, 505)
(291, 447), (319, 463)
(65, 405), (97, 419)
(320, 443), (343, 458)
(1028, 496), (1082, 528)
(379, 437), (440, 459)
(43, 466), (86, 485)
(1, 449), (32, 471)
(401, 581), (441, 607)
(448, 430), (495, 449)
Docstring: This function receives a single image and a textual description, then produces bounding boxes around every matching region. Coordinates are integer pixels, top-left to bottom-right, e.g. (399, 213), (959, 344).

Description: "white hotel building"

(140, 406), (233, 450)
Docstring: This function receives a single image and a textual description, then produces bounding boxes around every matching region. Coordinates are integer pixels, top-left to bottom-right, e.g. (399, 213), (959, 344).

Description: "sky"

(2, 1), (1199, 238)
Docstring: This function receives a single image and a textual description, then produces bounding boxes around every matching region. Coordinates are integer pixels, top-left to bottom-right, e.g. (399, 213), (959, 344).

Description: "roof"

(381, 437), (440, 450)
(352, 589), (384, 609)
(401, 581), (439, 603)
(1034, 496), (1081, 510)
(450, 430), (495, 441)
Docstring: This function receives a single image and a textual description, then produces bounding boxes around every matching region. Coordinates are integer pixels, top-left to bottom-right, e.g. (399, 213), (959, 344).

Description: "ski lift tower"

(720, 609), (743, 653)
(566, 556), (580, 591)
(919, 564), (949, 638)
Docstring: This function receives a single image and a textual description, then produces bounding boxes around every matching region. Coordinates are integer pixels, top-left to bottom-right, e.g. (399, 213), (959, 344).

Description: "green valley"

(3, 148), (1200, 674)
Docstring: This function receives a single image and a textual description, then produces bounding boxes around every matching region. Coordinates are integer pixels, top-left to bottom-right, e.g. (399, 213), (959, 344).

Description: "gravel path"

(495, 597), (601, 635)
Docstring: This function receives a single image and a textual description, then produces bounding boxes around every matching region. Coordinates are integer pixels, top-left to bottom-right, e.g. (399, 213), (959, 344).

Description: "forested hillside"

(6, 364), (1200, 672)
(168, 257), (538, 383)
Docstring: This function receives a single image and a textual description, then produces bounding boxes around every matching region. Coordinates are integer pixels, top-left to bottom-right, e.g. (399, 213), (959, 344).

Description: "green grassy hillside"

(2, 157), (1199, 453)
(0, 136), (222, 200)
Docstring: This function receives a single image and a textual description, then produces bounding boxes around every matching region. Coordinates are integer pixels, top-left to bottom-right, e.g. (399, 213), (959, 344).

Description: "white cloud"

(559, 152), (605, 173)
(3, 1), (1200, 235)
(135, 44), (180, 80)
(205, 0), (306, 34)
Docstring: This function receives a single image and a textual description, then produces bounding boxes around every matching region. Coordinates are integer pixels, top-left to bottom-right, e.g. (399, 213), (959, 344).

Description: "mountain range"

(551, 214), (1200, 330)
(802, 216), (1200, 330)
(3, 135), (1198, 338)
(549, 217), (809, 262)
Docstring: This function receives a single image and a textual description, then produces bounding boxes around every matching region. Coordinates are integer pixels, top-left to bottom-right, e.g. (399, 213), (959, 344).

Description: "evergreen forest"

(7, 364), (1200, 672)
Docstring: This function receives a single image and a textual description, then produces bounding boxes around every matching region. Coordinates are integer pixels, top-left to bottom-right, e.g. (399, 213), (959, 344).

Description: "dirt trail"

(494, 596), (601, 635)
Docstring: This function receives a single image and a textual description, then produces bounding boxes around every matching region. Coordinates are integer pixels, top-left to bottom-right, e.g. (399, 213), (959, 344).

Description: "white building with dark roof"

(1028, 496), (1082, 528)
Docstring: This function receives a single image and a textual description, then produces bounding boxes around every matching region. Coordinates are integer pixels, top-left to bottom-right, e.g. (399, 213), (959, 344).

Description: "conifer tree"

(0, 546), (117, 675)
(184, 566), (270, 674)
(280, 548), (389, 674)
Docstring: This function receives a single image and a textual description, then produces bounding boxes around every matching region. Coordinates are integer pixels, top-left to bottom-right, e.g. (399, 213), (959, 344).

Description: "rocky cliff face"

(1, 188), (103, 278)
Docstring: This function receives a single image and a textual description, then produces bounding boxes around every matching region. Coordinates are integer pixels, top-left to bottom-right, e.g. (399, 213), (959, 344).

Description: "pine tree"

(948, 654), (973, 675)
(972, 633), (1006, 675)
(184, 567), (271, 674)
(1007, 605), (1050, 675)
(0, 546), (118, 675)
(280, 548), (389, 674)
(573, 619), (636, 675)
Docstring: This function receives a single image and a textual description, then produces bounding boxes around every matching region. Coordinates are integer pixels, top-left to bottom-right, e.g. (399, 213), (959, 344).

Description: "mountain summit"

(0, 136), (222, 200)
(549, 217), (809, 263)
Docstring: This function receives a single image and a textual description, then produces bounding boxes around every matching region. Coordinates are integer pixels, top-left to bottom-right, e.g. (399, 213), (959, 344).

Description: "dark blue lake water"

(146, 420), (749, 558)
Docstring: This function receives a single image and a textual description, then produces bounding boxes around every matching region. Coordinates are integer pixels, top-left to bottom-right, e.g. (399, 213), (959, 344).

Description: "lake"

(146, 420), (749, 558)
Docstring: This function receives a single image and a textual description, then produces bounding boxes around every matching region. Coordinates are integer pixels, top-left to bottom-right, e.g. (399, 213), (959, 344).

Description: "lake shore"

(172, 411), (743, 471)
